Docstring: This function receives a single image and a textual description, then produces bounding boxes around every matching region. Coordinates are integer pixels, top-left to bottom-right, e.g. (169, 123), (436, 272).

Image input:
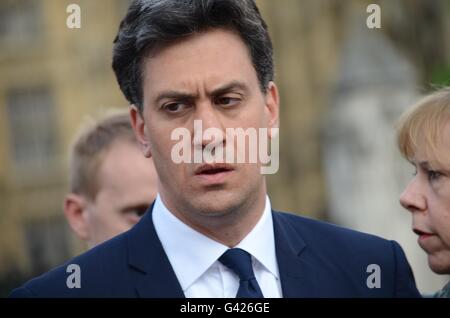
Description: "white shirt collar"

(152, 194), (278, 292)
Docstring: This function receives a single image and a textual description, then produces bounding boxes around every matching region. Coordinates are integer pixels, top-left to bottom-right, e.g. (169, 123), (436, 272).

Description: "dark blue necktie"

(218, 248), (264, 298)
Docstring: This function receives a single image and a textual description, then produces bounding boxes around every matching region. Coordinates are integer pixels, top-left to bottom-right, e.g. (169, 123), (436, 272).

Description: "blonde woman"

(397, 87), (450, 297)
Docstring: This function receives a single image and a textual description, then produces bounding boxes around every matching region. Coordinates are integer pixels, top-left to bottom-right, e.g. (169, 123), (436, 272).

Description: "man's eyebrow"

(209, 81), (249, 96)
(155, 81), (249, 103)
(119, 203), (149, 213)
(154, 91), (195, 104)
(154, 81), (249, 104)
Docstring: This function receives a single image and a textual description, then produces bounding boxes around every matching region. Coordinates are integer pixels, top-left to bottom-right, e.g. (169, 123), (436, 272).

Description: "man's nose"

(399, 178), (427, 214)
(193, 102), (225, 148)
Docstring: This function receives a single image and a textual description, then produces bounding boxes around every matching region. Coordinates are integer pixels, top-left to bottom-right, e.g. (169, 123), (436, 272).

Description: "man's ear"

(129, 105), (152, 158)
(63, 193), (90, 241)
(264, 81), (280, 138)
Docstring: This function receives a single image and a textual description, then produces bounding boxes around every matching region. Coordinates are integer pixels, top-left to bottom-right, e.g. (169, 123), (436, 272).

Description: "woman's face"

(399, 123), (450, 274)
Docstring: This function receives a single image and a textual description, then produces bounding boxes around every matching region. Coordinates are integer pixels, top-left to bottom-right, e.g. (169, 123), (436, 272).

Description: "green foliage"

(430, 65), (450, 86)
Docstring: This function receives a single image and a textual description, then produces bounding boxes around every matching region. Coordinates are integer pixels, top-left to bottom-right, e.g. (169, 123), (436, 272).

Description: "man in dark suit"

(10, 0), (420, 297)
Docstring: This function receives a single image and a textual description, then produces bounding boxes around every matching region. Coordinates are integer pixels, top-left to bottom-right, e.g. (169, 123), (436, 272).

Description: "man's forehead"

(140, 29), (257, 92)
(144, 28), (248, 60)
(98, 141), (149, 182)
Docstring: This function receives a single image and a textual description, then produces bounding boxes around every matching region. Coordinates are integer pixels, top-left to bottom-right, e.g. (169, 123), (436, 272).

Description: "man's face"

(399, 123), (450, 274)
(132, 29), (278, 224)
(85, 140), (158, 247)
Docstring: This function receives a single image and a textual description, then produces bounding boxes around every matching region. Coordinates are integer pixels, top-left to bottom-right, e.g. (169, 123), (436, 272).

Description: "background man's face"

(137, 29), (278, 222)
(85, 140), (158, 247)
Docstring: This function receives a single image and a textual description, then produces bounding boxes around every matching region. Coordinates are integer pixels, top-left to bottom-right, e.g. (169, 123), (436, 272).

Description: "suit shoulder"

(9, 232), (129, 298)
(273, 211), (420, 297)
(9, 286), (36, 298)
(273, 210), (395, 251)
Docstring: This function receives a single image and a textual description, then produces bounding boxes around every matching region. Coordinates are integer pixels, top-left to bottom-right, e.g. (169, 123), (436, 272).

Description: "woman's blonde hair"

(396, 87), (450, 168)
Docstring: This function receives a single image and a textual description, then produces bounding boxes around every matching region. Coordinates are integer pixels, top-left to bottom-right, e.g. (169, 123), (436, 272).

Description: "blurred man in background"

(64, 111), (158, 248)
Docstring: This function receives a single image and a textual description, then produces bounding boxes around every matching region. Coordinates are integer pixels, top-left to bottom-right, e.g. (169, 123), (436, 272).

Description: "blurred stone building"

(0, 0), (449, 296)
(261, 0), (450, 293)
(0, 0), (131, 295)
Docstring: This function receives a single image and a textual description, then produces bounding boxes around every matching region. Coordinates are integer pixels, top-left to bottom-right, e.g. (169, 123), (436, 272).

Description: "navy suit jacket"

(10, 205), (421, 297)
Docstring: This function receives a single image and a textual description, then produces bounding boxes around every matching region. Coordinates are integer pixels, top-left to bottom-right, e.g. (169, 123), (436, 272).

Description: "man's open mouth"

(195, 163), (234, 175)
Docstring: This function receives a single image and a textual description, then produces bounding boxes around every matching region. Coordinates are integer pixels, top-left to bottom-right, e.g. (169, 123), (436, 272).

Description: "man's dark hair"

(112, 0), (274, 112)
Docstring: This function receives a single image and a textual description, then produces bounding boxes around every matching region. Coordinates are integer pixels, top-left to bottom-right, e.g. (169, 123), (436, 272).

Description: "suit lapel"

(273, 211), (319, 297)
(126, 206), (316, 297)
(127, 202), (185, 298)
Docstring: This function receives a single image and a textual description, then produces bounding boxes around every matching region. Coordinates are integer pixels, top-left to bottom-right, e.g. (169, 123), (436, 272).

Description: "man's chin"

(194, 202), (238, 217)
(189, 192), (243, 217)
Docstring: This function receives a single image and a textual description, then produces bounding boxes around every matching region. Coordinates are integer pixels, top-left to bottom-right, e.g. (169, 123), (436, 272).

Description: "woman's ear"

(129, 105), (152, 158)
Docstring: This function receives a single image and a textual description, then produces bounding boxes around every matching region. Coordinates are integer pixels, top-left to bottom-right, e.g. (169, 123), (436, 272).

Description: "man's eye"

(131, 207), (147, 217)
(124, 207), (147, 218)
(163, 102), (189, 113)
(215, 96), (241, 107)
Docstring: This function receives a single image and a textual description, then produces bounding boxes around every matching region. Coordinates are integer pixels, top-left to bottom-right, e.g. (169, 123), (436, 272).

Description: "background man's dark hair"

(112, 0), (274, 112)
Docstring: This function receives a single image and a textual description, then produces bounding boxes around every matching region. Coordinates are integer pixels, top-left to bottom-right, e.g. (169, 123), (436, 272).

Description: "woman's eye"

(428, 170), (442, 181)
